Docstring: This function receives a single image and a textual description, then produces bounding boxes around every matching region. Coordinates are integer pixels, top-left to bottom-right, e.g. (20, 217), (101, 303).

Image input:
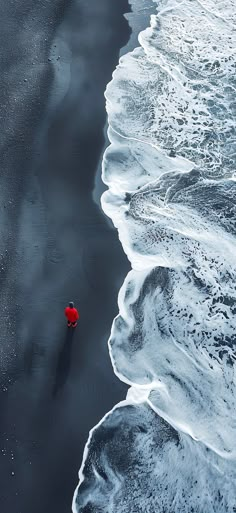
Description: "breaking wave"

(74, 0), (236, 511)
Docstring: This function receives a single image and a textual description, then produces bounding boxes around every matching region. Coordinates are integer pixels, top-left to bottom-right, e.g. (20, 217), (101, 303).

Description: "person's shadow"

(53, 328), (75, 396)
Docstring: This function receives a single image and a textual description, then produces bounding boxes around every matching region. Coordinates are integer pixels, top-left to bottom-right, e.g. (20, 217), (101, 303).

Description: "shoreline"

(93, 0), (154, 206)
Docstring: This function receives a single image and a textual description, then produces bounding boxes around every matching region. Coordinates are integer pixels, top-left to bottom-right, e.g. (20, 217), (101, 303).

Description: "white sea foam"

(74, 402), (236, 512)
(75, 0), (236, 510)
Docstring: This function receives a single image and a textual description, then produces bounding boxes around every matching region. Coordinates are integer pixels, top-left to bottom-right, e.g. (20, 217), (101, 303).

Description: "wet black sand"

(0, 1), (131, 512)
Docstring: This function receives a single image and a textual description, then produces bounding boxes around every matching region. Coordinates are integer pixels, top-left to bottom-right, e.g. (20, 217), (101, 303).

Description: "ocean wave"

(74, 0), (236, 510)
(74, 401), (236, 512)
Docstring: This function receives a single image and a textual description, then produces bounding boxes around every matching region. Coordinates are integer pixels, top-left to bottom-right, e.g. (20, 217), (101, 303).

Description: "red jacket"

(65, 307), (79, 322)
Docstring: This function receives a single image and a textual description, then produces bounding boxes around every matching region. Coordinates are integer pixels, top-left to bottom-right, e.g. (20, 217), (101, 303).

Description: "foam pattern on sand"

(74, 0), (236, 510)
(74, 402), (236, 512)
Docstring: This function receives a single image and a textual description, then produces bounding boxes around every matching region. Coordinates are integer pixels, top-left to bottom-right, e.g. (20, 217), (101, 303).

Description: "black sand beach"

(0, 1), (130, 512)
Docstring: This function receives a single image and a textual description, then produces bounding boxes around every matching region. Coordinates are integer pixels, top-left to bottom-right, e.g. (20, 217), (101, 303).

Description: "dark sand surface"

(0, 1), (131, 512)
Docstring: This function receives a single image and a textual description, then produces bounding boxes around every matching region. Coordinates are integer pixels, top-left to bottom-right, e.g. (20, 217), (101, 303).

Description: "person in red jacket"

(65, 301), (80, 328)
